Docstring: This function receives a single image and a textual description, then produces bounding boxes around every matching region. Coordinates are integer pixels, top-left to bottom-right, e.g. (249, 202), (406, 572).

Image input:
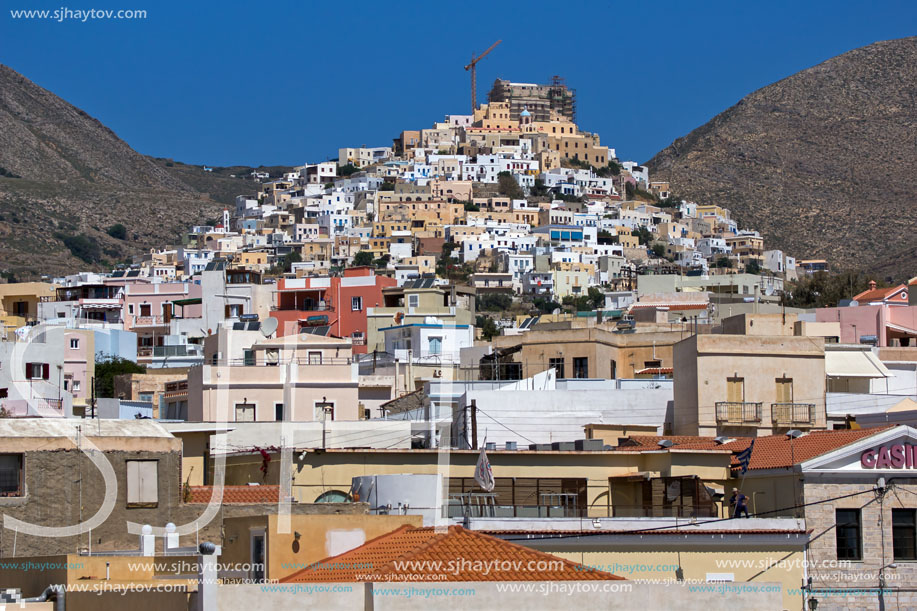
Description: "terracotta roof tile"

(187, 485), (280, 504)
(615, 427), (897, 470)
(281, 524), (624, 583)
(720, 426), (895, 470)
(853, 284), (907, 303)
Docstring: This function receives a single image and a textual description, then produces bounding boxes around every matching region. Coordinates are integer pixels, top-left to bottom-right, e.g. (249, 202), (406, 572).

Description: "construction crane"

(464, 40), (502, 115)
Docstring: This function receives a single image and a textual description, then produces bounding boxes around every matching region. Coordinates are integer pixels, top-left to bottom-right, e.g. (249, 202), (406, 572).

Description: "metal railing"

(715, 401), (762, 423)
(771, 402), (817, 426)
(132, 315), (166, 326)
(221, 356), (355, 367)
(271, 303), (334, 312)
(610, 504), (718, 518)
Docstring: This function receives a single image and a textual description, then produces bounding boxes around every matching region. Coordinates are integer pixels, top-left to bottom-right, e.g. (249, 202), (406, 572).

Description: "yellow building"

(0, 282), (57, 332)
(673, 333), (827, 437)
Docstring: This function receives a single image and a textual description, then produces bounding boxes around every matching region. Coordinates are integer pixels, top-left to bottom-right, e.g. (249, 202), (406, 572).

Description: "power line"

(498, 487), (880, 542)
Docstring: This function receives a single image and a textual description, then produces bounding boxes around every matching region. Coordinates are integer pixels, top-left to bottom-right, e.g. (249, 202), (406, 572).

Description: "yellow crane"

(464, 40), (502, 115)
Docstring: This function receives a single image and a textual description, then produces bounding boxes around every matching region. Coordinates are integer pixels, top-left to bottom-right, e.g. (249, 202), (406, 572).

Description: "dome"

(520, 107), (531, 118)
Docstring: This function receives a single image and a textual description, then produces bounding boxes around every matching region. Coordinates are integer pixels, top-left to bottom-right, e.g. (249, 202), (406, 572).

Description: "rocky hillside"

(0, 64), (250, 278)
(646, 37), (917, 275)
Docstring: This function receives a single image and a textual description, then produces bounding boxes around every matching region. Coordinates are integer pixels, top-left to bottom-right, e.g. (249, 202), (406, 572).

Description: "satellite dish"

(552, 308), (561, 315)
(765, 283), (775, 296)
(261, 317), (279, 337)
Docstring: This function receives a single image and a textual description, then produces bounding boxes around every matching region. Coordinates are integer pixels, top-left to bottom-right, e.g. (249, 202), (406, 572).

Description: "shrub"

(107, 223), (128, 240)
(55, 232), (101, 263)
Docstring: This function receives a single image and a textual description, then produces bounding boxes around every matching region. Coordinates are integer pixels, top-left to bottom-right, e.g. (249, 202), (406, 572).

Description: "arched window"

(315, 490), (351, 503)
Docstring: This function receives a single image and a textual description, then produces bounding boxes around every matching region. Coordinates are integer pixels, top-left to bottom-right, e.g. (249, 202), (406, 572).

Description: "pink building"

(816, 304), (917, 347)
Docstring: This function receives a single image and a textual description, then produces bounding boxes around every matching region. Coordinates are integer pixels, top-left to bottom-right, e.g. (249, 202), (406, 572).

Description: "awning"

(172, 298), (202, 307)
(825, 350), (891, 378)
(886, 321), (917, 336)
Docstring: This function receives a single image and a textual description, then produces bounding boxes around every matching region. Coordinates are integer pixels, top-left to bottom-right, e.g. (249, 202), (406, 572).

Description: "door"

(250, 531), (265, 582)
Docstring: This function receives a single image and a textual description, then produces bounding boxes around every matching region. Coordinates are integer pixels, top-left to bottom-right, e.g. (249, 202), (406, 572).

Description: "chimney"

(869, 280), (877, 291)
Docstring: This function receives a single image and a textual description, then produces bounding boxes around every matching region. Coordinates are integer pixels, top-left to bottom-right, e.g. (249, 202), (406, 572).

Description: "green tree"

(338, 164), (359, 177)
(497, 172), (524, 200)
(651, 243), (667, 258)
(744, 260), (762, 275)
(353, 251), (374, 266)
(587, 286), (605, 311)
(533, 296), (562, 314)
(379, 181), (395, 191)
(634, 226), (653, 246)
(476, 315), (499, 340)
(463, 201), (480, 211)
(107, 223), (128, 240)
(530, 178), (549, 197)
(478, 293), (513, 312)
(94, 355), (146, 398)
(281, 251), (302, 273)
(56, 233), (101, 264)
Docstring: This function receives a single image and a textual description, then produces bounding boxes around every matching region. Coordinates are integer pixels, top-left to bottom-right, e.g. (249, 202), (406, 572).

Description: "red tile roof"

(280, 524), (624, 583)
(616, 435), (730, 451)
(187, 485), (280, 504)
(721, 426), (895, 470)
(630, 302), (708, 310)
(853, 284), (907, 303)
(633, 367), (674, 375)
(615, 427), (897, 470)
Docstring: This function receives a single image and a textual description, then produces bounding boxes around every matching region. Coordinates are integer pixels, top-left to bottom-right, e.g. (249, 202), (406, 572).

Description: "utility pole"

(471, 399), (478, 450)
(464, 40), (502, 115)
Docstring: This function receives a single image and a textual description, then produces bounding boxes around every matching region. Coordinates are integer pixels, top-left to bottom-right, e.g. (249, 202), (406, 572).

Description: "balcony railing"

(715, 401), (762, 424)
(133, 315), (166, 326)
(771, 403), (817, 426)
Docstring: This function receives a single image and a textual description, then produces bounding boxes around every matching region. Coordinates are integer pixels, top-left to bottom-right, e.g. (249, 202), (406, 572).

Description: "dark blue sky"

(3, 1), (915, 166)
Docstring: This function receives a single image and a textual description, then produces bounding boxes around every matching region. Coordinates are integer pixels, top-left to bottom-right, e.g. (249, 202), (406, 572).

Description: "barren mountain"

(0, 64), (246, 278)
(646, 37), (917, 275)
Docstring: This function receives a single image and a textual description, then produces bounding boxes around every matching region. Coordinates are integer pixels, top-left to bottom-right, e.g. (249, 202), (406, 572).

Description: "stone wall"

(0, 448), (365, 558)
(804, 477), (917, 611)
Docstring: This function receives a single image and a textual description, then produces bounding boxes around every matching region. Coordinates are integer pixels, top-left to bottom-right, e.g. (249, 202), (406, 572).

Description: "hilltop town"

(1, 77), (916, 610)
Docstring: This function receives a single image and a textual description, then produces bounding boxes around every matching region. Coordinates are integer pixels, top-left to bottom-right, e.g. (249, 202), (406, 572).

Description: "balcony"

(715, 401), (762, 424)
(771, 403), (817, 426)
(132, 315), (167, 327)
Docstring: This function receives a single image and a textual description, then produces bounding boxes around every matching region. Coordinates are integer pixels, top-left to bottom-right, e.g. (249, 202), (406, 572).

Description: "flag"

(474, 441), (495, 492)
(736, 439), (755, 475)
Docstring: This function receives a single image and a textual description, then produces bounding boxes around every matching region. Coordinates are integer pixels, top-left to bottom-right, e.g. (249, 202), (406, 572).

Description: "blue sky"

(2, 0), (915, 166)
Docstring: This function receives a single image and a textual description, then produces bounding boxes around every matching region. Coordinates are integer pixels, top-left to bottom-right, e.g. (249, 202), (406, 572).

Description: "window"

(893, 509), (917, 561)
(0, 455), (23, 497)
(235, 403), (255, 422)
(126, 460), (158, 507)
(573, 357), (589, 379)
(549, 357), (565, 379)
(139, 303), (151, 317)
(70, 338), (80, 349)
(727, 377), (745, 403)
(428, 336), (442, 355)
(243, 350), (256, 366)
(307, 351), (323, 365)
(408, 294), (419, 309)
(351, 296), (363, 311)
(836, 509), (862, 560)
(139, 392), (153, 403)
(275, 403), (284, 422)
(26, 363), (49, 380)
(610, 360), (617, 379)
(315, 400), (335, 421)
(775, 378), (793, 402)
(72, 380), (80, 393)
